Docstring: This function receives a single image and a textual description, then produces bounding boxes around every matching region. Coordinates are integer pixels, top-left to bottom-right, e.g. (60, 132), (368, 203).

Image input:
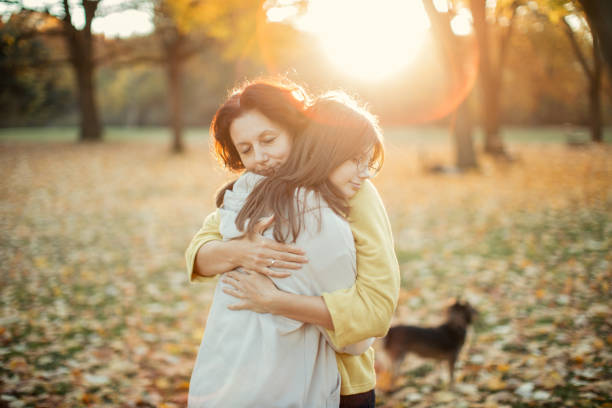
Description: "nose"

(253, 146), (269, 164)
(358, 166), (372, 179)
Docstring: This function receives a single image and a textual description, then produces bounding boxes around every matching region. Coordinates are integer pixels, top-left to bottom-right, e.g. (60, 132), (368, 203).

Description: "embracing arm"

(186, 210), (224, 283)
(323, 180), (400, 348)
(185, 210), (308, 282)
(222, 181), (400, 348)
(222, 272), (335, 330)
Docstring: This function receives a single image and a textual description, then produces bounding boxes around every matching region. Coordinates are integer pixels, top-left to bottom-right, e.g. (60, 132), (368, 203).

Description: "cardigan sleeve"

(322, 180), (400, 349)
(185, 209), (223, 283)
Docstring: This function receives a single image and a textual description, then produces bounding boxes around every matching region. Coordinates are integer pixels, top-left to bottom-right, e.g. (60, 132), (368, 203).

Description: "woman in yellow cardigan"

(185, 78), (400, 407)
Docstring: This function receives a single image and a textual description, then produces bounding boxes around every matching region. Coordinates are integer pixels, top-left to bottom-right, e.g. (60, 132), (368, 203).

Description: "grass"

(0, 129), (610, 407)
(1, 125), (611, 144)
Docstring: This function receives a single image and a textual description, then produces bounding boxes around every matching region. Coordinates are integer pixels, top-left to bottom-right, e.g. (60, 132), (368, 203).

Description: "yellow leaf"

(82, 393), (98, 404)
(486, 375), (507, 390)
(593, 338), (604, 350)
(155, 378), (170, 389)
(8, 356), (28, 372)
(541, 371), (564, 388)
(34, 256), (48, 269)
(497, 363), (510, 372)
(177, 381), (190, 391)
(164, 343), (183, 355)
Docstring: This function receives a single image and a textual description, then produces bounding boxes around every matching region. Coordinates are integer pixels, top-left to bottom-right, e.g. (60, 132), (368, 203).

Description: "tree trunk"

(422, 0), (477, 170)
(579, 0), (612, 79)
(482, 80), (504, 153)
(589, 25), (602, 143)
(166, 52), (184, 153)
(62, 1), (102, 142)
(163, 28), (185, 154)
(470, 0), (507, 156)
(74, 44), (101, 142)
(454, 97), (477, 170)
(564, 15), (603, 143)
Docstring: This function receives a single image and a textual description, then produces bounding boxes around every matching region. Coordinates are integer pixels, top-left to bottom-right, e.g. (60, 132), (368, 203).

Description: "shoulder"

(294, 188), (329, 213)
(347, 180), (393, 239)
(231, 172), (265, 194)
(348, 180), (384, 218)
(222, 172), (265, 211)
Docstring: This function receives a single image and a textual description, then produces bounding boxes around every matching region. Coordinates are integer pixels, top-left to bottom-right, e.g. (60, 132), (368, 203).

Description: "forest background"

(1, 1), (611, 407)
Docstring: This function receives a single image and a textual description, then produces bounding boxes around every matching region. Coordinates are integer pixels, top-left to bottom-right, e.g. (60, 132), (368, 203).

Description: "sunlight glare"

(294, 0), (430, 81)
(267, 6), (299, 23)
(433, 0), (449, 13)
(92, 9), (153, 38)
(450, 8), (473, 36)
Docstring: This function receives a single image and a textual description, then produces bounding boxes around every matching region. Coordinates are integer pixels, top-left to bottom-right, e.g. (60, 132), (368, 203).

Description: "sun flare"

(290, 0), (431, 80)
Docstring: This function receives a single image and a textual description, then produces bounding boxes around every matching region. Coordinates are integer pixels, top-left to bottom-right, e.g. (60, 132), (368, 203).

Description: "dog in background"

(380, 300), (477, 387)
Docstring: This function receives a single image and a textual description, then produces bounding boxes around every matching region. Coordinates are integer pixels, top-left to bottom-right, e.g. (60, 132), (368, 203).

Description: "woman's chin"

(253, 165), (280, 177)
(343, 189), (358, 199)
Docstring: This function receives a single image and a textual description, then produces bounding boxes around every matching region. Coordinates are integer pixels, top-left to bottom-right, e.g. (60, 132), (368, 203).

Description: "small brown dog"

(381, 300), (477, 387)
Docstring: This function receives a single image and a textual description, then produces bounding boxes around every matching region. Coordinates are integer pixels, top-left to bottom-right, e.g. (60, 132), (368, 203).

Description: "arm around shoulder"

(322, 180), (401, 349)
(185, 210), (224, 283)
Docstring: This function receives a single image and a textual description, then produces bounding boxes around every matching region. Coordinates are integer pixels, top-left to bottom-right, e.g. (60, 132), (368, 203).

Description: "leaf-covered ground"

(0, 137), (610, 407)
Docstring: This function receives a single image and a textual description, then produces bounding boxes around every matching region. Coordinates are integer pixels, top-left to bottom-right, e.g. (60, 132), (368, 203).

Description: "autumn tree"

(578, 0), (612, 77)
(0, 0), (111, 141)
(0, 11), (73, 125)
(422, 0), (478, 170)
(124, 0), (261, 153)
(469, 0), (522, 156)
(540, 0), (604, 142)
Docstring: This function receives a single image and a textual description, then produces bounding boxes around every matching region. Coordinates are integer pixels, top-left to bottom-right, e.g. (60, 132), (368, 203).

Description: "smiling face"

(328, 148), (374, 198)
(229, 110), (293, 175)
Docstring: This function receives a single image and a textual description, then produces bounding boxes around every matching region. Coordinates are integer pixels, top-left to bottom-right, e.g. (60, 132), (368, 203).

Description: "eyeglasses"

(353, 156), (381, 175)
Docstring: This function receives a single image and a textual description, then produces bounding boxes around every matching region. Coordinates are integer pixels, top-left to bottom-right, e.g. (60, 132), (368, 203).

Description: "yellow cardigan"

(184, 180), (400, 395)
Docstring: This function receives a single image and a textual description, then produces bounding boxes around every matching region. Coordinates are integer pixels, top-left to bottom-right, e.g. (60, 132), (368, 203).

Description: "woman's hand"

(222, 269), (280, 314)
(232, 216), (308, 278)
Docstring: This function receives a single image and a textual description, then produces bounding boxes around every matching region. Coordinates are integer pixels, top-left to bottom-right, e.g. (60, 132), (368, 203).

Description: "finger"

(227, 302), (248, 311)
(268, 251), (308, 265)
(265, 240), (306, 256)
(225, 271), (242, 282)
(258, 268), (291, 279)
(222, 277), (240, 291)
(252, 216), (275, 235)
(222, 287), (245, 299)
(265, 260), (302, 271)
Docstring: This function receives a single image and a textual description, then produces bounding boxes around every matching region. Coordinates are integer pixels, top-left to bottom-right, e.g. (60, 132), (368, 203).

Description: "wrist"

(265, 289), (287, 315)
(225, 238), (244, 268)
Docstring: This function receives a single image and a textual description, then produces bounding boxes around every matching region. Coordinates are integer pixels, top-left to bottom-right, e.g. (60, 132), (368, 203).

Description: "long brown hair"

(211, 78), (311, 208)
(235, 92), (384, 243)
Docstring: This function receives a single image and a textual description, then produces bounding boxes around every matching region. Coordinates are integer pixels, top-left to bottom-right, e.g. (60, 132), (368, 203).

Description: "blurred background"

(0, 1), (610, 407)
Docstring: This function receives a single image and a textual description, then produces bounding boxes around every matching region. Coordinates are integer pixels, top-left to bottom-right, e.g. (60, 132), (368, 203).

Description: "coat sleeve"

(322, 180), (400, 349)
(185, 209), (223, 283)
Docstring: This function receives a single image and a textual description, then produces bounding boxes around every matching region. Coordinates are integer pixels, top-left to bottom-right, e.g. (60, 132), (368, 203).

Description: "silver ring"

(269, 259), (276, 267)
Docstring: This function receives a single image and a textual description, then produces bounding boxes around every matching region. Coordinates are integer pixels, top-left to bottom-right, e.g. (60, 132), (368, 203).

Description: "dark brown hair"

(235, 92), (384, 243)
(210, 77), (311, 172)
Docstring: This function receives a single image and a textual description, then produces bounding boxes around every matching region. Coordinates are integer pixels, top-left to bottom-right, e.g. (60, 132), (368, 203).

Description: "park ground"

(0, 127), (611, 407)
